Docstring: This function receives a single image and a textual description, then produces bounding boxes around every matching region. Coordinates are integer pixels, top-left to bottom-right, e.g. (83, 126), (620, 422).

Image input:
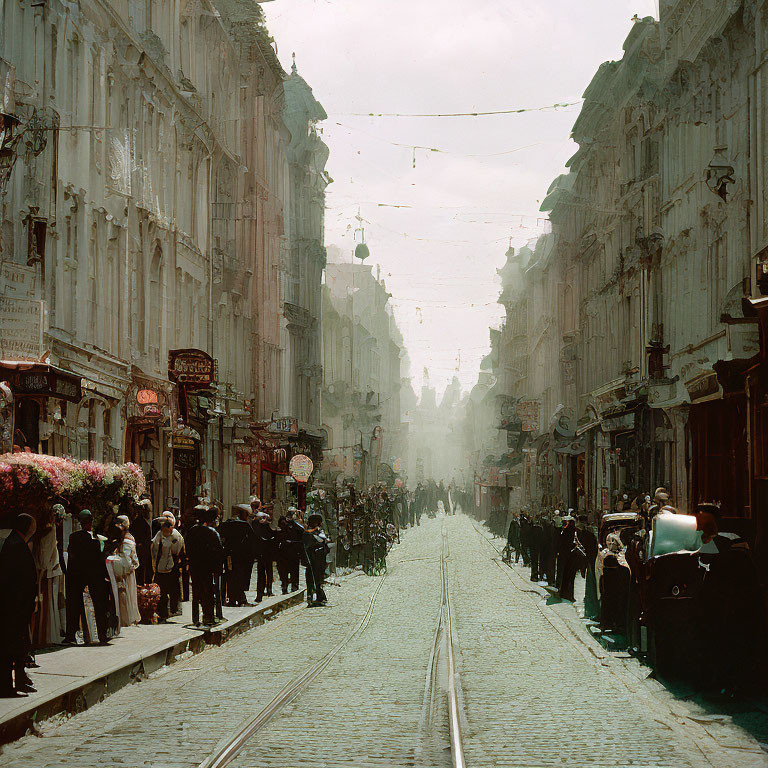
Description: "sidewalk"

(0, 587), (305, 746)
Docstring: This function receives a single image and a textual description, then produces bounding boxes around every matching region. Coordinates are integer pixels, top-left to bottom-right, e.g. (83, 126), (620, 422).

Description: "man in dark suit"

(220, 505), (257, 606)
(252, 511), (277, 602)
(185, 506), (225, 627)
(277, 508), (304, 594)
(0, 514), (37, 697)
(63, 510), (110, 645)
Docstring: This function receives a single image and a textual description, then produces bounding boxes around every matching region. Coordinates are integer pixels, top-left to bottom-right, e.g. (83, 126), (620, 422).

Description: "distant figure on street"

(185, 506), (225, 627)
(0, 514), (37, 697)
(151, 517), (184, 621)
(303, 513), (330, 607)
(63, 510), (110, 645)
(220, 505), (257, 606)
(253, 511), (277, 603)
(276, 507), (304, 594)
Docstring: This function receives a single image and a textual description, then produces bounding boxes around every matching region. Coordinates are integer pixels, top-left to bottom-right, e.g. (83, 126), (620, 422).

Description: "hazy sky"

(264, 0), (658, 396)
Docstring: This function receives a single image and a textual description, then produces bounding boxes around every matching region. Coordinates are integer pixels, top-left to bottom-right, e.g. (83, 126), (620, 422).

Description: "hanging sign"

(136, 388), (163, 419)
(289, 453), (313, 483)
(517, 399), (541, 432)
(267, 417), (299, 435)
(168, 349), (216, 387)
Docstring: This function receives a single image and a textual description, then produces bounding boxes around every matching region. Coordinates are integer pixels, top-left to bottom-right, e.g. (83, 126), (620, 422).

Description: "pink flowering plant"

(0, 453), (147, 527)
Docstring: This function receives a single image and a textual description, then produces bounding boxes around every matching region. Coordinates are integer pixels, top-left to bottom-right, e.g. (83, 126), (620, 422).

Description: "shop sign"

(4, 366), (82, 403)
(289, 453), (313, 482)
(0, 296), (44, 360)
(172, 434), (197, 451)
(267, 416), (298, 435)
(136, 388), (162, 419)
(1, 262), (37, 298)
(353, 445), (363, 461)
(517, 399), (540, 432)
(168, 349), (216, 387)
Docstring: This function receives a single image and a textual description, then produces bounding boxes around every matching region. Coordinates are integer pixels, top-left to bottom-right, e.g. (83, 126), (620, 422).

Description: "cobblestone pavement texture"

(2, 515), (767, 768)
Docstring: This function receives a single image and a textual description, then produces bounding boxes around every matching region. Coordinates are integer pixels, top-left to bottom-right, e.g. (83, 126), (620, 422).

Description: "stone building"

(473, 3), (768, 577)
(320, 251), (406, 489)
(280, 58), (330, 466)
(0, 0), (327, 514)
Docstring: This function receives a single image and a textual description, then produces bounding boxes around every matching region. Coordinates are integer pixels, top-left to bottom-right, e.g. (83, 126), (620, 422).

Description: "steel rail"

(199, 572), (388, 768)
(442, 526), (467, 768)
(200, 528), (467, 768)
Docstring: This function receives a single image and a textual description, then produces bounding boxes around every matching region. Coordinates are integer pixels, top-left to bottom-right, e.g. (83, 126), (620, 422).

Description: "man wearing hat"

(63, 510), (110, 645)
(220, 505), (257, 606)
(185, 506), (224, 626)
(252, 510), (277, 603)
(276, 507), (304, 594)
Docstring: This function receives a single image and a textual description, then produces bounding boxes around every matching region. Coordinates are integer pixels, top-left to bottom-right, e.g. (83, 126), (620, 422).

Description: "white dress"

(115, 534), (141, 626)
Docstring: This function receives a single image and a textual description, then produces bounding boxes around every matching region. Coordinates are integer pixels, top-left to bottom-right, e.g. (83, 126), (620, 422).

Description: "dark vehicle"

(596, 512), (643, 634)
(642, 512), (766, 687)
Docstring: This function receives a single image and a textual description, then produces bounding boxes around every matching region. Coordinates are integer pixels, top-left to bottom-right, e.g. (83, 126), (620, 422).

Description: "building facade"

(472, 3), (768, 579)
(320, 253), (406, 489)
(0, 0), (327, 514)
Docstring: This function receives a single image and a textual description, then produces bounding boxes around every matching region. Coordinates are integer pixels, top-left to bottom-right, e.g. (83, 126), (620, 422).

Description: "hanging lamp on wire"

(354, 207), (370, 261)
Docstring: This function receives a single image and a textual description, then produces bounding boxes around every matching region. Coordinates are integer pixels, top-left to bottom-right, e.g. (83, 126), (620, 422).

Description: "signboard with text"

(267, 417), (299, 435)
(0, 296), (44, 360)
(517, 399), (541, 432)
(168, 349), (216, 387)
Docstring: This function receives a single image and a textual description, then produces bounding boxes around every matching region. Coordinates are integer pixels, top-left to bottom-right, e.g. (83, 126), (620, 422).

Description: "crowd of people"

(488, 486), (766, 692)
(0, 495), (331, 698)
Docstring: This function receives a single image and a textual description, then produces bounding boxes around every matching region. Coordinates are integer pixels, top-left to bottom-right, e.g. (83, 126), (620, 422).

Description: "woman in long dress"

(33, 506), (64, 647)
(114, 516), (141, 626)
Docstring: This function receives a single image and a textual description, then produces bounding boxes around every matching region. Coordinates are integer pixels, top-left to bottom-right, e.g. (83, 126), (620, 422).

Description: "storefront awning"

(0, 361), (82, 403)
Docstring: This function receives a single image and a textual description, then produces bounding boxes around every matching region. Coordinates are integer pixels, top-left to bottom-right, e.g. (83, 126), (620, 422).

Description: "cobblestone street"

(1, 515), (766, 768)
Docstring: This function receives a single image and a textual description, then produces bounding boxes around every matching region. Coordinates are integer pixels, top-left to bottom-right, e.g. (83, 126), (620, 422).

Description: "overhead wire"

(338, 100), (583, 118)
(327, 121), (543, 159)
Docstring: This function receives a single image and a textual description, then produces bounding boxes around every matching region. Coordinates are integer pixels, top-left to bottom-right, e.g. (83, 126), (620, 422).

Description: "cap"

(255, 511), (270, 519)
(250, 496), (261, 504)
(162, 511), (176, 526)
(78, 509), (92, 521)
(116, 514), (130, 529)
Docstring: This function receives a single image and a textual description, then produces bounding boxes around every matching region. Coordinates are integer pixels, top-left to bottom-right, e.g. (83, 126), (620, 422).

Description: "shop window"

(14, 399), (39, 451)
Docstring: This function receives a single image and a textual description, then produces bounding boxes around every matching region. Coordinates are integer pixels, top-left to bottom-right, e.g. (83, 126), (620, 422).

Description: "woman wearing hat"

(111, 516), (140, 626)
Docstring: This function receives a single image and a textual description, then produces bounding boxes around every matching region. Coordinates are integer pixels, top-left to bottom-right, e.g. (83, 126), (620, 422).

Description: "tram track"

(199, 523), (467, 768)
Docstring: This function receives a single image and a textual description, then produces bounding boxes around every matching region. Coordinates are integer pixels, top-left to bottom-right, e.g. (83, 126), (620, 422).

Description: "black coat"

(185, 524), (224, 573)
(219, 519), (257, 563)
(0, 529), (37, 653)
(277, 520), (304, 560)
(253, 522), (277, 560)
(66, 529), (105, 584)
(303, 530), (329, 572)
